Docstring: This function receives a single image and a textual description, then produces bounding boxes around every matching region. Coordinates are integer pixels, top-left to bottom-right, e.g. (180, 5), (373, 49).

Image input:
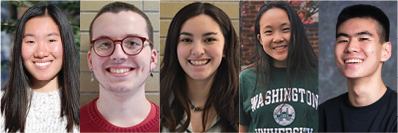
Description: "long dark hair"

(249, 1), (318, 112)
(1, 4), (80, 132)
(160, 2), (239, 132)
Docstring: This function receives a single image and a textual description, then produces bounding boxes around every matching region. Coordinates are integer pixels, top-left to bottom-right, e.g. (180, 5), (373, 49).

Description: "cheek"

(91, 55), (106, 71)
(135, 49), (152, 66)
(176, 44), (187, 64)
(284, 32), (291, 43)
(334, 45), (344, 59)
(21, 45), (32, 61)
(260, 36), (272, 47)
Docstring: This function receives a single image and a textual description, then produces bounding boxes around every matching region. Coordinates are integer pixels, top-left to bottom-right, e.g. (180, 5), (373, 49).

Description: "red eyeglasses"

(90, 36), (152, 57)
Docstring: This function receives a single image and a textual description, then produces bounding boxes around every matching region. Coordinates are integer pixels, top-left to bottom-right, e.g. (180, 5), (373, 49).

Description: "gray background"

(319, 1), (397, 104)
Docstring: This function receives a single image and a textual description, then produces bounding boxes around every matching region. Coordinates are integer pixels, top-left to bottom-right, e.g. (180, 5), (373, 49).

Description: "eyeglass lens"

(93, 37), (143, 56)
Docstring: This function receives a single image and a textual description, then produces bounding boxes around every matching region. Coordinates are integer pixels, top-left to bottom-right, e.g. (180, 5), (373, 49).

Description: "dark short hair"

(336, 4), (390, 43)
(89, 2), (153, 49)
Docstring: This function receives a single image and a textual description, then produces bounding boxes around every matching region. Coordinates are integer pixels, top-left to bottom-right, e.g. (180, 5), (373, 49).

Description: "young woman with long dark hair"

(1, 4), (79, 132)
(239, 2), (318, 132)
(160, 2), (239, 132)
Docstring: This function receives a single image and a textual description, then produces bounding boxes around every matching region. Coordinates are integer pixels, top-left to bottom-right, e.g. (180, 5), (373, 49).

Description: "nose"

(272, 33), (284, 43)
(33, 41), (50, 58)
(344, 39), (360, 53)
(109, 42), (128, 63)
(191, 41), (205, 56)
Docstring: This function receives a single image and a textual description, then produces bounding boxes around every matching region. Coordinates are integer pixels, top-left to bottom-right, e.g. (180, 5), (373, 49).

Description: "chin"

(107, 86), (132, 93)
(33, 75), (56, 81)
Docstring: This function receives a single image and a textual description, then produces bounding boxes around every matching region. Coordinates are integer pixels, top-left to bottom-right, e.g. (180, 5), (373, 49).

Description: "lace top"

(1, 89), (79, 132)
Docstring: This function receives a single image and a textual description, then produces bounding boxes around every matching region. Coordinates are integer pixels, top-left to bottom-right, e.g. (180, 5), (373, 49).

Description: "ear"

(257, 34), (263, 45)
(150, 49), (158, 71)
(380, 41), (391, 62)
(87, 51), (93, 71)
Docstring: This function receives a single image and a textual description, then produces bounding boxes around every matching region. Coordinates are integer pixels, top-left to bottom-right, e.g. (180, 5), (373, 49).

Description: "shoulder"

(80, 98), (98, 127)
(240, 68), (256, 77)
(383, 87), (397, 107)
(145, 101), (160, 131)
(319, 92), (347, 111)
(386, 87), (397, 98)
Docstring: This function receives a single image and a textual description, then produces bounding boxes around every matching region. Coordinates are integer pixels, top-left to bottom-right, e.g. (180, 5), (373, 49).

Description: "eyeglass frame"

(90, 35), (153, 57)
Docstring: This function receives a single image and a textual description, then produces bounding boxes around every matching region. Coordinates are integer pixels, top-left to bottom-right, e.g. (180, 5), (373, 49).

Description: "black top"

(319, 87), (397, 132)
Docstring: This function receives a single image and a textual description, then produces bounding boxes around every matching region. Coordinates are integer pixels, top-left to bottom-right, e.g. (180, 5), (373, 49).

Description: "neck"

(273, 59), (287, 68)
(96, 85), (151, 127)
(31, 75), (59, 92)
(346, 72), (387, 107)
(186, 75), (214, 106)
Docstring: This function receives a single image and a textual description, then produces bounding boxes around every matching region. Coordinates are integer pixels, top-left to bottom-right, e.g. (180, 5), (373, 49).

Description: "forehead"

(180, 14), (221, 33)
(259, 8), (289, 27)
(92, 11), (148, 39)
(337, 18), (379, 37)
(25, 16), (60, 34)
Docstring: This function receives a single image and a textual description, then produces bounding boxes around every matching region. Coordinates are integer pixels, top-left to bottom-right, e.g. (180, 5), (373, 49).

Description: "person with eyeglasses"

(79, 2), (159, 132)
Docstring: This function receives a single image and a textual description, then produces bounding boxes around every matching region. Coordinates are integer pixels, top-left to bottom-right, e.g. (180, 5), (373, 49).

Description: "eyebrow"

(263, 22), (290, 29)
(23, 32), (59, 38)
(180, 32), (218, 37)
(93, 34), (143, 40)
(336, 31), (373, 38)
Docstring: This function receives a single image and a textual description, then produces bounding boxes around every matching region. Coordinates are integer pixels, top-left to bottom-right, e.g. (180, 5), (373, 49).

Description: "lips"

(106, 67), (134, 74)
(344, 59), (364, 64)
(34, 61), (52, 66)
(273, 45), (287, 50)
(189, 59), (210, 66)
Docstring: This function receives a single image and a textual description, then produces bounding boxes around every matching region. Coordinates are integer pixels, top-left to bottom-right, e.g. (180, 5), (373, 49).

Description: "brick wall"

(159, 1), (240, 66)
(240, 1), (319, 66)
(80, 1), (160, 107)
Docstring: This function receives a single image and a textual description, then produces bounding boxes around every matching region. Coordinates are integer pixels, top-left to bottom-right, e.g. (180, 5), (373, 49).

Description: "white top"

(0, 89), (79, 132)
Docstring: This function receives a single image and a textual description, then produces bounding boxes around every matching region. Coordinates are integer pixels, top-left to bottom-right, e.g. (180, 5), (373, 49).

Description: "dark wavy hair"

(1, 4), (80, 132)
(160, 2), (239, 132)
(248, 1), (318, 117)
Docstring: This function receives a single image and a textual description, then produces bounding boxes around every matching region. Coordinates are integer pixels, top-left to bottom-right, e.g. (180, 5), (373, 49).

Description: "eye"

(264, 30), (272, 34)
(282, 28), (290, 32)
(359, 38), (369, 41)
(99, 43), (111, 47)
(337, 40), (348, 43)
(49, 39), (56, 42)
(204, 38), (216, 42)
(127, 41), (138, 46)
(26, 41), (35, 43)
(96, 42), (112, 50)
(180, 38), (192, 42)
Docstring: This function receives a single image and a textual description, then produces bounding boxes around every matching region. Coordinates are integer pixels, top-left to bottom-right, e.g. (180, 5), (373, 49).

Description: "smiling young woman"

(160, 2), (239, 132)
(1, 3), (79, 132)
(239, 2), (318, 132)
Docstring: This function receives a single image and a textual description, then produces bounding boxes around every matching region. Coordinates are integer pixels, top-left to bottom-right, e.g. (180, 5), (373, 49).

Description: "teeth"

(109, 68), (131, 74)
(190, 60), (208, 66)
(274, 46), (286, 50)
(35, 62), (51, 66)
(345, 59), (363, 64)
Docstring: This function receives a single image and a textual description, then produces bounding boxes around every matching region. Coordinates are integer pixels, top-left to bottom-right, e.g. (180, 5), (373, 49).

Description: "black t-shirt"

(319, 87), (397, 132)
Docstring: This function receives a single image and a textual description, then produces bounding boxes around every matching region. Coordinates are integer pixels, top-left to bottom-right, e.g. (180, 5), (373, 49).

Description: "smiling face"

(257, 8), (291, 67)
(335, 18), (391, 79)
(22, 16), (63, 82)
(177, 14), (225, 81)
(88, 11), (157, 93)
